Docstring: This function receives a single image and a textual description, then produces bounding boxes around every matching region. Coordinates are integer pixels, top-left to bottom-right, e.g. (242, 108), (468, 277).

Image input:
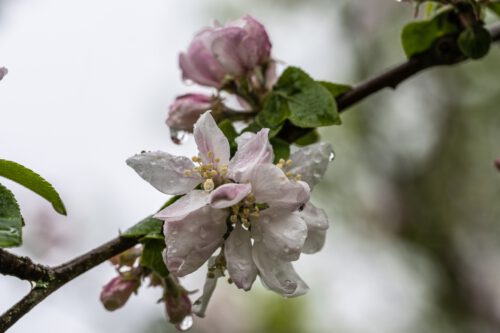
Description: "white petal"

(194, 112), (230, 165)
(234, 131), (256, 147)
(297, 202), (329, 254)
(228, 129), (273, 182)
(225, 223), (257, 291)
(192, 257), (224, 318)
(161, 204), (227, 276)
(289, 142), (334, 189)
(126, 151), (202, 195)
(250, 164), (310, 211)
(208, 183), (252, 209)
(252, 210), (307, 261)
(155, 190), (209, 222)
(253, 243), (309, 297)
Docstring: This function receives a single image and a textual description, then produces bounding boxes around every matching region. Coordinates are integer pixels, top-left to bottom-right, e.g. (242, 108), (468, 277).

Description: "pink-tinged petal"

(126, 151), (202, 195)
(179, 52), (221, 87)
(228, 129), (273, 182)
(210, 27), (246, 76)
(234, 131), (256, 147)
(264, 61), (278, 90)
(250, 164), (310, 211)
(289, 142), (334, 190)
(166, 94), (214, 132)
(253, 243), (309, 297)
(192, 256), (224, 317)
(225, 223), (257, 291)
(252, 210), (307, 261)
(162, 205), (228, 277)
(296, 202), (329, 254)
(155, 190), (209, 222)
(193, 112), (230, 165)
(100, 276), (139, 311)
(208, 183), (252, 209)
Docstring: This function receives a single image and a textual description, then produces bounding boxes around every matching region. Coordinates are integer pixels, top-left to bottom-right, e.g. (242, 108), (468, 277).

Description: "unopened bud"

(166, 94), (214, 132)
(100, 276), (139, 311)
(495, 158), (500, 172)
(165, 291), (192, 325)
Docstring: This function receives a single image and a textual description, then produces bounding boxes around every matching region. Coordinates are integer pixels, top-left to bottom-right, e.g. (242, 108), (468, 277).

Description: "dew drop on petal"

(199, 226), (208, 239)
(170, 128), (188, 145)
(329, 151), (335, 162)
(282, 279), (297, 293)
(176, 315), (193, 331)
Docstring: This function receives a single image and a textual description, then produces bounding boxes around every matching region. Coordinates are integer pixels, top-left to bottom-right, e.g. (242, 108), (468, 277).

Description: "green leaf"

(457, 26), (491, 60)
(218, 119), (238, 156)
(294, 129), (320, 146)
(0, 159), (67, 215)
(141, 238), (169, 277)
(401, 9), (459, 58)
(242, 121), (283, 138)
(318, 81), (352, 98)
(270, 138), (290, 163)
(122, 216), (163, 239)
(0, 183), (23, 248)
(274, 67), (340, 128)
(255, 93), (291, 129)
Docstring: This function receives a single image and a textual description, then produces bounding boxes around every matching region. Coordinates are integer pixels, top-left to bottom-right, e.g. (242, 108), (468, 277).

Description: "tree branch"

(1, 23), (500, 333)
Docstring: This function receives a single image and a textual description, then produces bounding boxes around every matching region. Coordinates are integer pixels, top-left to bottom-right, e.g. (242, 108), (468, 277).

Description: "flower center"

(275, 158), (302, 181)
(229, 193), (261, 229)
(183, 151), (229, 191)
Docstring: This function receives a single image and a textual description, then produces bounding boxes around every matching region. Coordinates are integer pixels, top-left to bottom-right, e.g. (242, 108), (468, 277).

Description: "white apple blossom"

(127, 112), (333, 305)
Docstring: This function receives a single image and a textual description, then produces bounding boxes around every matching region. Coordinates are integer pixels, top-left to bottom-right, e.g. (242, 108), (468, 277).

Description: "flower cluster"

(127, 112), (333, 314)
(165, 15), (275, 133)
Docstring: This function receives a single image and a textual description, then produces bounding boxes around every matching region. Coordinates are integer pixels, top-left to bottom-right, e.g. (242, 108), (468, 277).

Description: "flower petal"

(225, 223), (257, 291)
(192, 257), (224, 318)
(210, 27), (246, 75)
(155, 190), (209, 222)
(297, 202), (329, 254)
(250, 164), (310, 211)
(289, 142), (334, 190)
(228, 128), (273, 182)
(194, 112), (230, 165)
(126, 151), (202, 195)
(208, 183), (252, 209)
(162, 205), (228, 277)
(253, 243), (309, 297)
(252, 210), (307, 261)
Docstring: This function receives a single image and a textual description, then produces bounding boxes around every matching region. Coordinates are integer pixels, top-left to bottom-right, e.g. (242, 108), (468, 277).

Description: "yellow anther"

(210, 170), (218, 178)
(231, 206), (239, 213)
(241, 217), (248, 225)
(206, 163), (213, 169)
(286, 172), (293, 178)
(230, 215), (238, 223)
(219, 165), (228, 175)
(215, 158), (221, 163)
(286, 159), (293, 166)
(207, 151), (214, 158)
(184, 170), (192, 176)
(243, 208), (250, 216)
(295, 174), (302, 181)
(192, 156), (201, 163)
(193, 166), (201, 172)
(203, 179), (215, 192)
(250, 211), (260, 218)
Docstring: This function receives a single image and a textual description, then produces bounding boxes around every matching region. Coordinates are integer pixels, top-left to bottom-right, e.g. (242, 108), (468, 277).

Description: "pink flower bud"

(100, 276), (139, 311)
(165, 291), (192, 325)
(0, 67), (8, 81)
(495, 158), (500, 172)
(166, 94), (214, 132)
(179, 15), (272, 88)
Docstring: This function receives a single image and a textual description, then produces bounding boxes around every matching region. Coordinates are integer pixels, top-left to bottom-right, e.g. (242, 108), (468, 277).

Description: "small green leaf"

(141, 238), (169, 277)
(0, 183), (23, 248)
(274, 67), (340, 128)
(122, 216), (163, 239)
(255, 93), (291, 129)
(0, 159), (66, 215)
(242, 122), (283, 138)
(401, 9), (458, 58)
(270, 138), (290, 163)
(294, 129), (320, 146)
(457, 26), (491, 60)
(218, 119), (239, 156)
(318, 81), (352, 98)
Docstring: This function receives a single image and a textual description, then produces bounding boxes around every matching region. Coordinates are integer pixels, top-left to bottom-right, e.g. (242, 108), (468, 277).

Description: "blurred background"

(1, 0), (500, 332)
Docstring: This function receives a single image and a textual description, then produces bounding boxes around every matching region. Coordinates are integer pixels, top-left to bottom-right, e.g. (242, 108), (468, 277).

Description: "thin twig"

(1, 23), (500, 333)
(0, 250), (53, 282)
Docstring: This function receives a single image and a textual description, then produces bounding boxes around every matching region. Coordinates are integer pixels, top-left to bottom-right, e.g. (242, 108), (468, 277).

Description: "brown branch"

(1, 22), (500, 333)
(0, 250), (53, 282)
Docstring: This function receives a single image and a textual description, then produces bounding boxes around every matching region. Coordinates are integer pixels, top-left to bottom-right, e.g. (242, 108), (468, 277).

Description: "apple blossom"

(100, 275), (140, 311)
(179, 15), (272, 88)
(166, 94), (215, 132)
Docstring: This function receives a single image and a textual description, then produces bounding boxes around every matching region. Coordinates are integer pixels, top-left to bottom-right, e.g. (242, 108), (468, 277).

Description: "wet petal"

(228, 129), (273, 182)
(211, 27), (246, 75)
(251, 164), (310, 211)
(297, 202), (329, 254)
(155, 190), (209, 222)
(126, 151), (202, 195)
(252, 210), (307, 261)
(192, 257), (224, 318)
(253, 243), (309, 297)
(162, 205), (227, 276)
(194, 112), (230, 165)
(289, 142), (334, 190)
(208, 183), (252, 209)
(225, 223), (257, 291)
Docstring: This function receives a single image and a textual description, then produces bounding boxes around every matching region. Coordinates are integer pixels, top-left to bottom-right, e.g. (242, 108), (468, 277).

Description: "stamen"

(183, 170), (192, 176)
(203, 179), (215, 192)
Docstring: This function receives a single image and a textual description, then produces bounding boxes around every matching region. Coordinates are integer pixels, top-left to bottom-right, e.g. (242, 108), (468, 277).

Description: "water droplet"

(303, 148), (311, 156)
(170, 248), (178, 254)
(176, 315), (193, 331)
(170, 128), (187, 145)
(282, 279), (297, 292)
(313, 156), (322, 163)
(237, 263), (246, 271)
(313, 172), (321, 180)
(199, 226), (208, 239)
(328, 151), (335, 162)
